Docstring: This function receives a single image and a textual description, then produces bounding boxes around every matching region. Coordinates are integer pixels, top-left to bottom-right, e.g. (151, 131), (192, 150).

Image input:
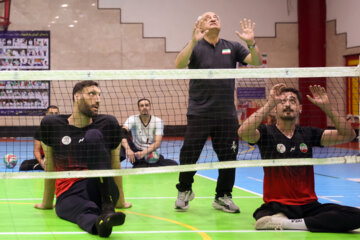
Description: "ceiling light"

(61, 4), (68, 8)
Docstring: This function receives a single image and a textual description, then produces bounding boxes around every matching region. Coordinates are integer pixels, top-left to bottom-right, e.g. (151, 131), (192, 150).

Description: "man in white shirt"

(121, 98), (178, 168)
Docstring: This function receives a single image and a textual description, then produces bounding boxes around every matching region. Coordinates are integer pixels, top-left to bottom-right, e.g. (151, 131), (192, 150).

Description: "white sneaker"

(212, 194), (240, 213)
(175, 190), (194, 210)
(255, 213), (288, 230)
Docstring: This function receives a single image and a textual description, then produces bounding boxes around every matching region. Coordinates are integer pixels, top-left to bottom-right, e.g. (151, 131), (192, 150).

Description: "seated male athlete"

(35, 80), (131, 237)
(239, 84), (360, 232)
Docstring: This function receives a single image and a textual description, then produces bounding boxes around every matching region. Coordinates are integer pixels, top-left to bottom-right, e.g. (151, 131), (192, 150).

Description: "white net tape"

(1, 156), (359, 179)
(0, 66), (359, 81)
(1, 66), (359, 179)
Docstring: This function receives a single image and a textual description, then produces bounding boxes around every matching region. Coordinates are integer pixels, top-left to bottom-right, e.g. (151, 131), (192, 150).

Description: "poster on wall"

(0, 31), (50, 116)
(236, 87), (266, 124)
(236, 56), (268, 124)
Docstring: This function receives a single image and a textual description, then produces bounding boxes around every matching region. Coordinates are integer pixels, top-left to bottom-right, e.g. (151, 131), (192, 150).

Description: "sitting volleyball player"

(120, 98), (178, 168)
(19, 105), (59, 171)
(238, 83), (360, 232)
(35, 81), (131, 237)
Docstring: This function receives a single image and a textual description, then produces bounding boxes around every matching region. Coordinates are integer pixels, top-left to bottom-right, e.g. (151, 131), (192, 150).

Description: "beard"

(78, 99), (98, 118)
(279, 109), (296, 121)
(279, 115), (296, 121)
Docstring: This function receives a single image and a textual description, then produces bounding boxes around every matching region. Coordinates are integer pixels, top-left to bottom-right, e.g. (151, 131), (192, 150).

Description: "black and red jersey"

(40, 114), (122, 197)
(256, 124), (324, 205)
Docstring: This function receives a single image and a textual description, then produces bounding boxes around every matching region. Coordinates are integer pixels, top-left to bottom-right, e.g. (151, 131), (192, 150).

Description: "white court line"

(0, 230), (311, 235)
(318, 196), (344, 198)
(247, 176), (263, 182)
(0, 196), (261, 201)
(197, 173), (263, 197)
(347, 178), (360, 182)
(318, 196), (343, 204)
(0, 198), (42, 201)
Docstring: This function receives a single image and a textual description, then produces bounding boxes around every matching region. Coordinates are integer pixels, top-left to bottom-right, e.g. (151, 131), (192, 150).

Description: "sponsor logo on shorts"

(62, 136), (71, 145)
(276, 143), (286, 153)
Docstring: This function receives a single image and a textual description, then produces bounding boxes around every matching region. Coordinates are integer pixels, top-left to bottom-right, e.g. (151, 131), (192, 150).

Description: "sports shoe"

(255, 213), (287, 230)
(95, 211), (126, 237)
(212, 194), (240, 213)
(174, 190), (194, 210)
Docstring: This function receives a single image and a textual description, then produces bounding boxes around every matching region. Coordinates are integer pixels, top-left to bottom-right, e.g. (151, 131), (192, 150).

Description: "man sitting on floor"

(20, 105), (59, 171)
(238, 83), (360, 232)
(120, 98), (178, 168)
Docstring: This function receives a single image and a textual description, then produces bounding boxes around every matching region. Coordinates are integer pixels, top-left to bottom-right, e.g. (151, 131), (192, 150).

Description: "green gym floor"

(1, 173), (359, 240)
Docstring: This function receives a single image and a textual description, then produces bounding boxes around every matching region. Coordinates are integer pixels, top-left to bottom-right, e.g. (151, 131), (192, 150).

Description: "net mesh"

(0, 66), (359, 179)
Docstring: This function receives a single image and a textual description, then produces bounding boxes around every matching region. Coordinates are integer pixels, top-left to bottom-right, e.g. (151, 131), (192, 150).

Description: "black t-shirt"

(257, 124), (324, 159)
(187, 38), (249, 118)
(34, 128), (41, 141)
(40, 114), (122, 171)
(255, 124), (325, 205)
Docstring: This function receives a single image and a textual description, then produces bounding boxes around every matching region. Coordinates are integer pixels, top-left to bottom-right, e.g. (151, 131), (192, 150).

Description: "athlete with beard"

(120, 98), (178, 168)
(238, 84), (360, 232)
(34, 80), (131, 237)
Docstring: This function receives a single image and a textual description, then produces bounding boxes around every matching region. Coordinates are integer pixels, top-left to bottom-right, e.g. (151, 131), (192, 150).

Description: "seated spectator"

(120, 98), (178, 168)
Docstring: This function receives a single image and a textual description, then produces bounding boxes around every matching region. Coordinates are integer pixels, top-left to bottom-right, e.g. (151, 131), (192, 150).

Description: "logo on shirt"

(222, 48), (231, 55)
(299, 143), (308, 153)
(61, 136), (71, 145)
(231, 141), (237, 152)
(276, 143), (286, 153)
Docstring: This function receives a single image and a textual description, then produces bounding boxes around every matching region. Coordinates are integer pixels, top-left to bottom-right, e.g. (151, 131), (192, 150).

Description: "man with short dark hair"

(238, 83), (360, 232)
(35, 80), (131, 237)
(121, 98), (177, 168)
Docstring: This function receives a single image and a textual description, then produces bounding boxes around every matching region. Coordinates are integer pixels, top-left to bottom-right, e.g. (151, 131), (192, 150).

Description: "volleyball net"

(0, 66), (359, 179)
